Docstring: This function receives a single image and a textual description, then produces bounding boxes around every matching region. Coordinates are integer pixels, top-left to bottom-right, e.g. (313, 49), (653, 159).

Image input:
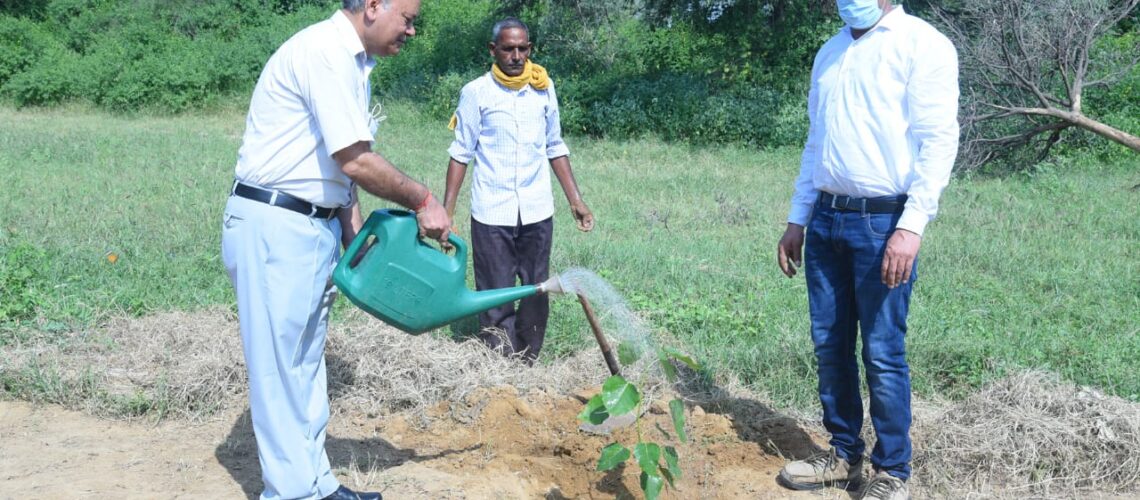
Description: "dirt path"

(0, 387), (852, 499)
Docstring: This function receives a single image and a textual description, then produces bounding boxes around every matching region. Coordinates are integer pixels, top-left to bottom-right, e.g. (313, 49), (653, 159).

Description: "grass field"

(1, 103), (1137, 410)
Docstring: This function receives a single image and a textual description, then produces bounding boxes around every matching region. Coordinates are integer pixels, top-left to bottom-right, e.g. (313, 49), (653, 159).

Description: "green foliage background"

(2, 0), (1136, 153)
(0, 0), (826, 147)
(0, 0), (331, 111)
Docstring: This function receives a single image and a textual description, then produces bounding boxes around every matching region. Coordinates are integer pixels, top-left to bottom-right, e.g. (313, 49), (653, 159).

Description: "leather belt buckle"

(829, 193), (859, 211)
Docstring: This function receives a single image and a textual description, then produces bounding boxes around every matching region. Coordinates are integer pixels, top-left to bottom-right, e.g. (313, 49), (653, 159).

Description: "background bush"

(0, 0), (328, 111)
(0, 0), (1135, 154)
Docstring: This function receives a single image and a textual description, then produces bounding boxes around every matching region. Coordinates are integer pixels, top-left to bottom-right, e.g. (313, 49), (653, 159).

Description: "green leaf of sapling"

(601, 375), (640, 416)
(669, 398), (687, 442)
(659, 465), (676, 488)
(663, 347), (700, 371)
(657, 349), (678, 382)
(597, 443), (630, 471)
(633, 442), (662, 477)
(664, 446), (681, 480)
(578, 394), (610, 425)
(640, 471), (665, 500)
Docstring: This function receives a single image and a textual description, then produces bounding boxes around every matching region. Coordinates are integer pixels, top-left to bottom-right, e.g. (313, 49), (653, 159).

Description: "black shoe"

(322, 485), (382, 500)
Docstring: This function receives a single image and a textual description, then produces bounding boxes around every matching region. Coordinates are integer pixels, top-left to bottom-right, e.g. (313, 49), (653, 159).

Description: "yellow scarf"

(449, 60), (551, 130)
(492, 60), (550, 91)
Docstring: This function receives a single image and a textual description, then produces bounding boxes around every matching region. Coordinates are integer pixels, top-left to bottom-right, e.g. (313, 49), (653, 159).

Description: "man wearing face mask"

(775, 1), (959, 499)
(442, 17), (595, 365)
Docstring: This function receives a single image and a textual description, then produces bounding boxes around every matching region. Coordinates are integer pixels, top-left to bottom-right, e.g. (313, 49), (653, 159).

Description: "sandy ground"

(5, 310), (1136, 499)
(0, 387), (857, 499)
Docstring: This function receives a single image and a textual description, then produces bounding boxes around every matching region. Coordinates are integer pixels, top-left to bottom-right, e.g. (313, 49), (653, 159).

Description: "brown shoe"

(776, 447), (862, 491)
(859, 471), (909, 500)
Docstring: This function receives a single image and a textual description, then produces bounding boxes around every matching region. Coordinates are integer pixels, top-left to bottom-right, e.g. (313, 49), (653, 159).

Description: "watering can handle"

(428, 231), (468, 265)
(341, 213), (387, 273)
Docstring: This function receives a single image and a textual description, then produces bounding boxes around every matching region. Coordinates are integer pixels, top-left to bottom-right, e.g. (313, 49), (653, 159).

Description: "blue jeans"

(804, 197), (915, 480)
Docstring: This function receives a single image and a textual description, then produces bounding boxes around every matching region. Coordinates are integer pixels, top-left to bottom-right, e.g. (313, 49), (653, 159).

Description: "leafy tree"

(0, 0), (48, 18)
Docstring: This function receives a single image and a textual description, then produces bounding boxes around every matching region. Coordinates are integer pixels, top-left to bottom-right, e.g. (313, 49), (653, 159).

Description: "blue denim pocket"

(863, 211), (901, 239)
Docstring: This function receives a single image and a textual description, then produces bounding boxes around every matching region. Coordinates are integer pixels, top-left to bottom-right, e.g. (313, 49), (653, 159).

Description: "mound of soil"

(1, 386), (843, 499)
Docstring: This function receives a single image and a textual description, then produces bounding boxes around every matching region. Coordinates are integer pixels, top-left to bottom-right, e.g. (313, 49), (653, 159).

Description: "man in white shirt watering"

(222, 1), (451, 499)
(443, 17), (595, 365)
(775, 1), (959, 499)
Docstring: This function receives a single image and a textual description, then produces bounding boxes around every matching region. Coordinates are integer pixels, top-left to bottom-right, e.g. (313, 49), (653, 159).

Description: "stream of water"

(555, 267), (657, 376)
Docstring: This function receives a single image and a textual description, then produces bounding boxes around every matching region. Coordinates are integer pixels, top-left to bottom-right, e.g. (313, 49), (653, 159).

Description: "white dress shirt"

(788, 6), (959, 236)
(234, 11), (377, 208)
(447, 73), (571, 226)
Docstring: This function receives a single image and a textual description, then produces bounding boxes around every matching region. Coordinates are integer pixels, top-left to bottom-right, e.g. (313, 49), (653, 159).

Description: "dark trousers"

(471, 215), (553, 363)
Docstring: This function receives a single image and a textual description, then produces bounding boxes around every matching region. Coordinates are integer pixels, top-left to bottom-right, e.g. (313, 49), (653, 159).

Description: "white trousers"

(222, 195), (342, 500)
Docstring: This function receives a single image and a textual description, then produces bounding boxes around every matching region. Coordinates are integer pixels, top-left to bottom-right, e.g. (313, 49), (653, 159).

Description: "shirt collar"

(844, 4), (905, 37)
(876, 4), (906, 31)
(331, 10), (370, 62)
(486, 72), (532, 95)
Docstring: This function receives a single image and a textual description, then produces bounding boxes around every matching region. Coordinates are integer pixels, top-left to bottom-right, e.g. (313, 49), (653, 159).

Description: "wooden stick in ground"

(577, 293), (621, 376)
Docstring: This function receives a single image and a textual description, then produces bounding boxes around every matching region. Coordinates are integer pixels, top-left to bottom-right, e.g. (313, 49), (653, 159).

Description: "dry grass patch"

(0, 308), (659, 420)
(1, 308), (245, 418)
(325, 311), (663, 421)
(913, 370), (1140, 497)
(3, 309), (1139, 498)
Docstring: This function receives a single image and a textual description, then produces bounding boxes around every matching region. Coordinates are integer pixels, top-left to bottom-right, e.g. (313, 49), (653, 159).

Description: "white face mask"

(837, 0), (883, 30)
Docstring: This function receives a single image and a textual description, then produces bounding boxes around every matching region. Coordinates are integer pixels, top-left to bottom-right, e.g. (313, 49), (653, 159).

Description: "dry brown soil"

(0, 386), (856, 499)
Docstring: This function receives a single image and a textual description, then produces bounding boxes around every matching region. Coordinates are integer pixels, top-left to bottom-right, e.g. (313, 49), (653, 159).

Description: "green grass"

(1, 103), (1137, 410)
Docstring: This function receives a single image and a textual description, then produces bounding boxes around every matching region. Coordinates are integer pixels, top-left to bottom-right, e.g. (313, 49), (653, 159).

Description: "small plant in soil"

(578, 344), (700, 499)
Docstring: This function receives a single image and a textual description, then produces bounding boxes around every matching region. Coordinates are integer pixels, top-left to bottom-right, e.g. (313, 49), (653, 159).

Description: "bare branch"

(939, 0), (1140, 171)
(1038, 127), (1065, 162)
(975, 122), (1070, 146)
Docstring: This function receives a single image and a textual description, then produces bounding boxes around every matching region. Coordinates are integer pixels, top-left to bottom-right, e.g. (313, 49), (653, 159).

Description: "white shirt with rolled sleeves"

(233, 10), (377, 209)
(447, 73), (571, 227)
(787, 6), (959, 236)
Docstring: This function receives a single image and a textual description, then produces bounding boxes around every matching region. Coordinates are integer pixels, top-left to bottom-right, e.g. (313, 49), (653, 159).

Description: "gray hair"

(491, 17), (529, 43)
(343, 0), (390, 13)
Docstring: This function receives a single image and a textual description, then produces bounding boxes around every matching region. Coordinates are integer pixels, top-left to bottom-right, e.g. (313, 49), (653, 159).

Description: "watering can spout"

(536, 275), (566, 295)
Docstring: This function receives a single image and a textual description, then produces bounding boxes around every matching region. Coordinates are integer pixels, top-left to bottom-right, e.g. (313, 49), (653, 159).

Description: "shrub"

(2, 45), (84, 106)
(565, 73), (808, 148)
(423, 71), (478, 122)
(373, 0), (494, 97)
(1, 0), (821, 146)
(1, 0), (330, 112)
(0, 241), (48, 324)
(0, 16), (63, 87)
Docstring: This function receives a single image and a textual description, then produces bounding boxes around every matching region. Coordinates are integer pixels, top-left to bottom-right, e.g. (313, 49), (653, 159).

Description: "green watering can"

(333, 209), (563, 334)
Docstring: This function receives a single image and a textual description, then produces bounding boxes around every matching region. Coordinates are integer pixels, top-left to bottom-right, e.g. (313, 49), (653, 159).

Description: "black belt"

(818, 192), (907, 214)
(231, 181), (340, 220)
